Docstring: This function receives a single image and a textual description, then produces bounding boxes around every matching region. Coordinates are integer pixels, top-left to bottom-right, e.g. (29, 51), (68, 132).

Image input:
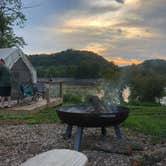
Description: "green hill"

(28, 49), (118, 78)
(121, 59), (166, 77)
(138, 59), (166, 75)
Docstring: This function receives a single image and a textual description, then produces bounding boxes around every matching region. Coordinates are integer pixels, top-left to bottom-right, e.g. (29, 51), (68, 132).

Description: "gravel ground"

(0, 123), (165, 166)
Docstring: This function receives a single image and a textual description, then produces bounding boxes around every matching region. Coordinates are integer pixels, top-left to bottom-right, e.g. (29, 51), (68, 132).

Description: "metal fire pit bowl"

(57, 104), (129, 127)
(56, 104), (129, 151)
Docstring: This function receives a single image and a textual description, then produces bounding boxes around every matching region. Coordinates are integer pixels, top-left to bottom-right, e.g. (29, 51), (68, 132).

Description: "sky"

(15, 0), (166, 65)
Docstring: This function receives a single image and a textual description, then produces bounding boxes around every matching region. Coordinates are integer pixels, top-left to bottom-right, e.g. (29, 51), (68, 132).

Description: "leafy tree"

(101, 63), (119, 80)
(128, 65), (166, 103)
(0, 0), (26, 48)
(66, 65), (77, 77)
(76, 61), (100, 78)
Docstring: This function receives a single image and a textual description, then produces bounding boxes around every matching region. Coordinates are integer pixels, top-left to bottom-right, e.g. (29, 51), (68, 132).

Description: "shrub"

(63, 94), (82, 104)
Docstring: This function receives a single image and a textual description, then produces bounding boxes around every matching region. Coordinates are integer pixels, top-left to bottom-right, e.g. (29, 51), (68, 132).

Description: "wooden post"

(59, 82), (63, 97)
(45, 83), (50, 104)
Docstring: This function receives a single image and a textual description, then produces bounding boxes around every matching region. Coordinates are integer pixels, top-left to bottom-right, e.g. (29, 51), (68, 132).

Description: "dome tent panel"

(0, 48), (37, 99)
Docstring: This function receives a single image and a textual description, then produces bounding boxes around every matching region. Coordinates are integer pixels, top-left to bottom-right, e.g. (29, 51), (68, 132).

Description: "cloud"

(65, 17), (113, 28)
(119, 27), (156, 39)
(18, 0), (166, 65)
(116, 0), (124, 4)
(157, 55), (166, 60)
(80, 43), (109, 55)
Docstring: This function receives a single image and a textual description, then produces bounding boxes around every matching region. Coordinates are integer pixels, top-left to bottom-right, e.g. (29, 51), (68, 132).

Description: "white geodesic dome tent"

(0, 47), (37, 83)
(0, 48), (37, 98)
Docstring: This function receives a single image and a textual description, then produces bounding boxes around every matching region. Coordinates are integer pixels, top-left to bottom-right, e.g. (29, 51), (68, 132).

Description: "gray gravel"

(0, 124), (165, 166)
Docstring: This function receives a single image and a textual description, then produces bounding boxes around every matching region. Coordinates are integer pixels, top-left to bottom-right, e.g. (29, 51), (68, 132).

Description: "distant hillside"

(29, 49), (111, 67)
(121, 59), (166, 76)
(137, 59), (166, 75)
(28, 49), (118, 78)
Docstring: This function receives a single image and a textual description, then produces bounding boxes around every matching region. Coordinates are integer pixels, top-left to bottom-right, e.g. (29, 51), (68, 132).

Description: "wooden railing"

(37, 80), (63, 98)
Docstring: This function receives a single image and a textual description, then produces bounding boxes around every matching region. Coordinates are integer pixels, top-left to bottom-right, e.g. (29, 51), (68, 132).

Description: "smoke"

(101, 81), (121, 106)
(98, 68), (130, 108)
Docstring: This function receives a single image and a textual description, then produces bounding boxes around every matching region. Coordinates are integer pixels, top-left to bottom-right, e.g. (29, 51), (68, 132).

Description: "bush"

(63, 94), (82, 104)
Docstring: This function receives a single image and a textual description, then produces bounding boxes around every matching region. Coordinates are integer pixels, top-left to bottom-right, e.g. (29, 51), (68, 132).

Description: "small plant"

(63, 94), (83, 104)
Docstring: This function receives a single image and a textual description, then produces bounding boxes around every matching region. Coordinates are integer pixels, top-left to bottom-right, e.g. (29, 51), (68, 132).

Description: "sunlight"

(106, 56), (142, 65)
(64, 16), (120, 29)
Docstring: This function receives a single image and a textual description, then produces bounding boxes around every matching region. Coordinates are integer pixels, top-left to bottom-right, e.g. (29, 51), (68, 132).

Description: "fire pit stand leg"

(65, 125), (72, 139)
(74, 127), (83, 151)
(114, 126), (122, 139)
(101, 127), (107, 136)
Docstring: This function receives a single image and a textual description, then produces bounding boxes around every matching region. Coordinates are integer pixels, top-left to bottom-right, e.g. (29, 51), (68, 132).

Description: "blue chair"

(20, 84), (33, 97)
(19, 84), (36, 103)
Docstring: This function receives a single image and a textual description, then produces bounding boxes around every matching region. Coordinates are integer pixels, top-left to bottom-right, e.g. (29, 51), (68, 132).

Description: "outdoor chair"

(18, 82), (47, 104)
(19, 83), (37, 103)
(20, 84), (33, 98)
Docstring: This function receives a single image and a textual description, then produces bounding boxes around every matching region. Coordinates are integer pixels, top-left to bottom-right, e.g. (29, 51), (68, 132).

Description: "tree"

(0, 0), (26, 48)
(75, 61), (101, 78)
(128, 66), (166, 103)
(101, 64), (119, 80)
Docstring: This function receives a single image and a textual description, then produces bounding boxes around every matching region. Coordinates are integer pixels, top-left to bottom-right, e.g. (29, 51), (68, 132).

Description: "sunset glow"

(106, 57), (142, 65)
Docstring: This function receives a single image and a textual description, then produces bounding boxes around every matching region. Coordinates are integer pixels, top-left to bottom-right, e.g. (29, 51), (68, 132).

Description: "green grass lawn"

(0, 107), (60, 124)
(0, 102), (78, 125)
(122, 104), (166, 141)
(0, 102), (165, 141)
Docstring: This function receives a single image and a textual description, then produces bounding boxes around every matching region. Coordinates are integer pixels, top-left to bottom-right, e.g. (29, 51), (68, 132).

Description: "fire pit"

(56, 96), (129, 151)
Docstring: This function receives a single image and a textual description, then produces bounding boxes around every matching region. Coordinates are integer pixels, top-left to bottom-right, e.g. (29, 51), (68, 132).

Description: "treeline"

(28, 49), (166, 103)
(121, 59), (166, 103)
(28, 49), (118, 78)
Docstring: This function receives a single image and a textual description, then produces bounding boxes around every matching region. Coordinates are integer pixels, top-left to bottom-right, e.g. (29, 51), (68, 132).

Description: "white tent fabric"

(0, 48), (37, 83)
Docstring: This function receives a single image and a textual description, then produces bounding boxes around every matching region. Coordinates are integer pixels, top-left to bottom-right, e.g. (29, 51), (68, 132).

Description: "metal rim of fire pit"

(57, 104), (129, 127)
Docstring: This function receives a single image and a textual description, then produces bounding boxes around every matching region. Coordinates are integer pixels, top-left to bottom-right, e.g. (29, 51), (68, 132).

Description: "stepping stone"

(20, 149), (88, 166)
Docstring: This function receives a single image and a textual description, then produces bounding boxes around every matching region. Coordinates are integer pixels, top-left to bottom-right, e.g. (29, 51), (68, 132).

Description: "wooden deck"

(0, 98), (63, 114)
(13, 98), (62, 111)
